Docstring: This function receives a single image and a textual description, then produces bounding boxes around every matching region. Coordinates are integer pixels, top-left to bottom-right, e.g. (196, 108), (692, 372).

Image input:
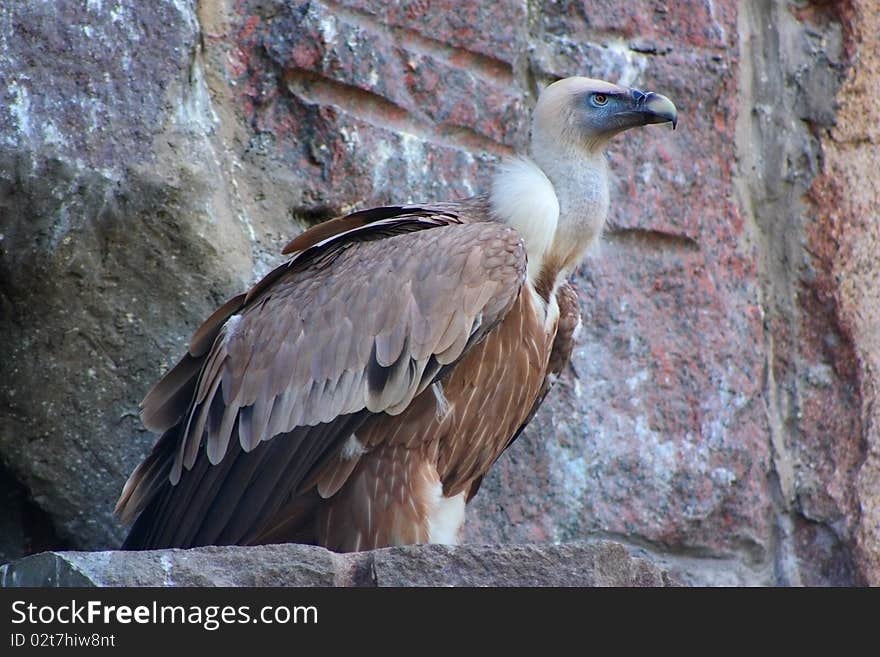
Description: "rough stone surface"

(0, 462), (67, 566)
(805, 1), (880, 585)
(0, 541), (674, 587)
(0, 0), (260, 550)
(730, 0), (861, 587)
(1, 1), (877, 586)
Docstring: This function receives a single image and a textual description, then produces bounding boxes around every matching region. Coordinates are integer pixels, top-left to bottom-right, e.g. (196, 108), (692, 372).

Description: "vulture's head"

(532, 77), (677, 154)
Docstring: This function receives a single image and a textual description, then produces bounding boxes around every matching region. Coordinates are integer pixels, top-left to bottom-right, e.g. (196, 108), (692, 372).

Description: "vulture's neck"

(490, 136), (610, 298)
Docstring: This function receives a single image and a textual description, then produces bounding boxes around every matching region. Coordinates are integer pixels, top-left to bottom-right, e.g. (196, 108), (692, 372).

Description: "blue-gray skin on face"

(579, 86), (678, 137)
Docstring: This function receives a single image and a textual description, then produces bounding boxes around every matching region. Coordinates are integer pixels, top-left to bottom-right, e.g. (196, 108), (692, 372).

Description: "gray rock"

(0, 0), (261, 550)
(368, 542), (674, 587)
(0, 540), (674, 587)
(0, 463), (68, 565)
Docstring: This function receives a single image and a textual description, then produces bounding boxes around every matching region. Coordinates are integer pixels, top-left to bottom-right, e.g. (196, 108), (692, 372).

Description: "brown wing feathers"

(123, 413), (367, 548)
(118, 206), (528, 549)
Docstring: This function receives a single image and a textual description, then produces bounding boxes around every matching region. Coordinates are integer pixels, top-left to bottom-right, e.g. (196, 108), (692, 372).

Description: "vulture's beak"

(632, 89), (678, 129)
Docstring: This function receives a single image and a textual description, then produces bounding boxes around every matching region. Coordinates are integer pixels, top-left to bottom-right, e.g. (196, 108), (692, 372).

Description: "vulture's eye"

(592, 93), (609, 106)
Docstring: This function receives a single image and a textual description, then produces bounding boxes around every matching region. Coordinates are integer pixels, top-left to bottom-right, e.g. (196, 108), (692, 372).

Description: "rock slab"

(0, 541), (674, 588)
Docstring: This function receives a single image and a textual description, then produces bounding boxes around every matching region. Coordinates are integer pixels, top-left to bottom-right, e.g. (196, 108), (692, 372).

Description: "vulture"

(117, 77), (677, 551)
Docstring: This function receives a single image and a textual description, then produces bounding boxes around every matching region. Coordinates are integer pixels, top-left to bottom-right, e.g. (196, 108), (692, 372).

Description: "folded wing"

(117, 206), (527, 548)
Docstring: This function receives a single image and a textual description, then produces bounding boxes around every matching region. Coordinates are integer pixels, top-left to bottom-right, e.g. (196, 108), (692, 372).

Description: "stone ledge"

(0, 541), (676, 587)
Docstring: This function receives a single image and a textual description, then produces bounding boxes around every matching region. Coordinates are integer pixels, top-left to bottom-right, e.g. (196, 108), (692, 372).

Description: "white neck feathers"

(489, 146), (609, 292)
(489, 157), (559, 284)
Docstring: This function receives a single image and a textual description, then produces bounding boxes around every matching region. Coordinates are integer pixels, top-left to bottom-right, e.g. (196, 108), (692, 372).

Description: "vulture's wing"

(117, 206), (527, 548)
(465, 281), (580, 501)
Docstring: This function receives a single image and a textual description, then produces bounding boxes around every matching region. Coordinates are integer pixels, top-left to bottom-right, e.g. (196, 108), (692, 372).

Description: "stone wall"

(1, 1), (876, 585)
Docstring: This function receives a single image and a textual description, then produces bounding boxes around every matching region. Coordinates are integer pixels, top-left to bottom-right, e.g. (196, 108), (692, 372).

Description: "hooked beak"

(633, 89), (678, 129)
